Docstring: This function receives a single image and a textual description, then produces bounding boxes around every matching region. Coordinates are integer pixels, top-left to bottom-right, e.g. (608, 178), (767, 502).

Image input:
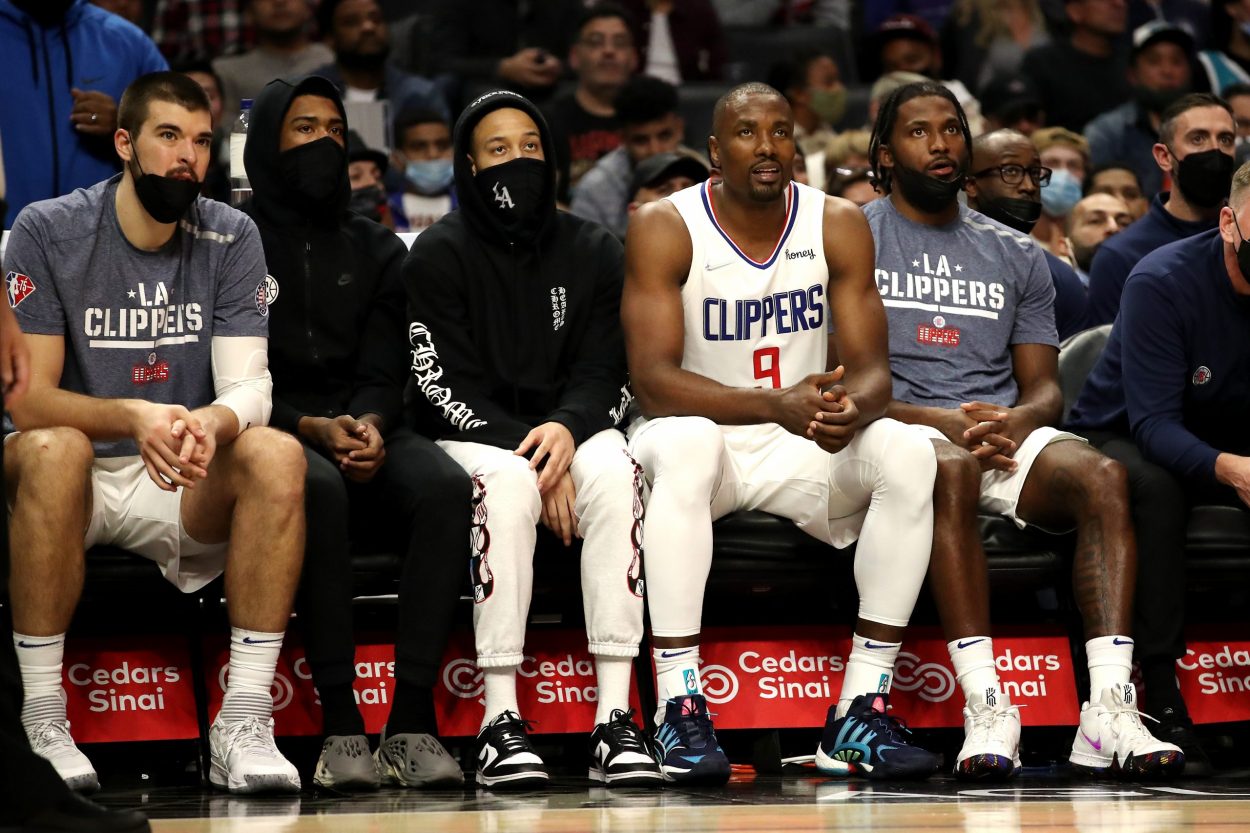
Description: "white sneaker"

(209, 716), (301, 794)
(953, 688), (1021, 781)
(1070, 684), (1185, 778)
(26, 718), (99, 793)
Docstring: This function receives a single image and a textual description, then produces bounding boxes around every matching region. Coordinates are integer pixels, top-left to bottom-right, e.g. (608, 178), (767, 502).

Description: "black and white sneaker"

(475, 711), (549, 789)
(589, 709), (663, 787)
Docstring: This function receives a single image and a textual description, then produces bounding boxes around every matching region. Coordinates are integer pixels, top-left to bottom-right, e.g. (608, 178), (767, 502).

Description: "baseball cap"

(1131, 21), (1194, 59)
(979, 74), (1042, 120)
(631, 152), (709, 195)
(346, 130), (388, 175)
(876, 14), (938, 47)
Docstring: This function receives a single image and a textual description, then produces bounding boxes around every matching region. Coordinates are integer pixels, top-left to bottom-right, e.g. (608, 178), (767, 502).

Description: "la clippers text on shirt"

(84, 281), (204, 347)
(875, 252), (1006, 347)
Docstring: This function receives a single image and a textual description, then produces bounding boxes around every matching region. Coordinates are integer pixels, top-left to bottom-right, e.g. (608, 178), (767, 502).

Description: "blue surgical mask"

(1040, 167), (1082, 217)
(406, 159), (454, 195)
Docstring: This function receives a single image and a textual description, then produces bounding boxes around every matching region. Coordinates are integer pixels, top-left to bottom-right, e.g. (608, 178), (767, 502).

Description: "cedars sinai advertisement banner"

(63, 637), (198, 743)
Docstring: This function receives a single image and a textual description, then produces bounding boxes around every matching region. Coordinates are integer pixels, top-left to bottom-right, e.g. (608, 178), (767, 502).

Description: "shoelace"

(966, 702), (1026, 745)
(226, 717), (280, 757)
(676, 710), (716, 748)
(31, 720), (74, 750)
(607, 710), (650, 753)
(863, 707), (915, 743)
(492, 712), (538, 754)
(1106, 701), (1161, 746)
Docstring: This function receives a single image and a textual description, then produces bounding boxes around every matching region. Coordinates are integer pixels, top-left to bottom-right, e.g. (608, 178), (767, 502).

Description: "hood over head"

(452, 89), (558, 244)
(245, 74), (350, 225)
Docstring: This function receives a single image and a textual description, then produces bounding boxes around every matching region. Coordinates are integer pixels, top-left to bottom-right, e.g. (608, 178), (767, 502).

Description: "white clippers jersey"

(666, 179), (828, 390)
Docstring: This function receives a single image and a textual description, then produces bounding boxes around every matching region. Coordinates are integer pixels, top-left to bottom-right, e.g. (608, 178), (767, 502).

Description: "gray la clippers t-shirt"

(863, 197), (1058, 409)
(5, 176), (269, 457)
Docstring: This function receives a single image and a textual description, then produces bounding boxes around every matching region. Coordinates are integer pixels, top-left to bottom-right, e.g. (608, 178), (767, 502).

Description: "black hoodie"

(404, 90), (629, 449)
(241, 75), (408, 435)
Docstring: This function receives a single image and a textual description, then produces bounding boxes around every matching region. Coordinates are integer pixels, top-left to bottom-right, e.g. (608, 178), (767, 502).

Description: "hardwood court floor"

(95, 771), (1250, 832)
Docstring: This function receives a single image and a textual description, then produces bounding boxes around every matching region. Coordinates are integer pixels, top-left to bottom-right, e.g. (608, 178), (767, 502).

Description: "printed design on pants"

(625, 449), (645, 598)
(469, 474), (494, 604)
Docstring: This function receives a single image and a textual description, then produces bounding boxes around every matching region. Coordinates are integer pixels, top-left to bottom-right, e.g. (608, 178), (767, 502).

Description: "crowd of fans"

(4, 0), (1250, 829)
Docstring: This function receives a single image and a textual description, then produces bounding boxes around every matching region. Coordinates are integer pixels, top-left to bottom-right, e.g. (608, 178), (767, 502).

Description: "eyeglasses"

(972, 164), (1052, 187)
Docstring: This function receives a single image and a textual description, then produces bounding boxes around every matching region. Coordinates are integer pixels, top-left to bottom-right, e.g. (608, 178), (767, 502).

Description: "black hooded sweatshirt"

(404, 90), (629, 449)
(241, 75), (408, 435)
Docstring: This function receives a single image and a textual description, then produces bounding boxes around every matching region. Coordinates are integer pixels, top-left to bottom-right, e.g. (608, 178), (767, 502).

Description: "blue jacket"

(1044, 250), (1089, 342)
(0, 0), (166, 227)
(1068, 229), (1250, 485)
(1084, 192), (1215, 326)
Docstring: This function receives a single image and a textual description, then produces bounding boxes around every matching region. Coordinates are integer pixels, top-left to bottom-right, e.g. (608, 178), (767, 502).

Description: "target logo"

(700, 663), (740, 704)
(891, 651), (957, 703)
(442, 658), (485, 700)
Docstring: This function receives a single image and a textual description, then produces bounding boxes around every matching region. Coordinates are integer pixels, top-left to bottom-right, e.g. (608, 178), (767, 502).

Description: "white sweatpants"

(629, 417), (936, 637)
(438, 429), (645, 668)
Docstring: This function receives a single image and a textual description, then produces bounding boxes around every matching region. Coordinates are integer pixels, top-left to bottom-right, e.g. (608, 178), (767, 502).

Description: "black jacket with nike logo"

(403, 90), (629, 450)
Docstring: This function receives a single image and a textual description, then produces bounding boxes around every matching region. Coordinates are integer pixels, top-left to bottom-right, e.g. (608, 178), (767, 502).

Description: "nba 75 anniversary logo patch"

(5, 271), (35, 308)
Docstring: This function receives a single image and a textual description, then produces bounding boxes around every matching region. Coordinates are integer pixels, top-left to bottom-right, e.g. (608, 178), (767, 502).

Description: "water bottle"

(229, 99), (252, 206)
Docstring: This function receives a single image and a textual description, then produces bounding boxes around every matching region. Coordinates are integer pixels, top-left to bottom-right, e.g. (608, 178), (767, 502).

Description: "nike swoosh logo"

(1081, 731), (1102, 751)
(1112, 638), (1134, 646)
(16, 640), (62, 649)
(660, 649), (693, 658)
(704, 261), (732, 271)
(864, 642), (893, 649)
(242, 637), (283, 645)
(337, 275), (353, 286)
(957, 638), (986, 649)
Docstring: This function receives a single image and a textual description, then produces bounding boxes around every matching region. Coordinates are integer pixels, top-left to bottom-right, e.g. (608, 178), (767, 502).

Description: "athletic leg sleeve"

(627, 417), (726, 639)
(438, 440), (541, 669)
(569, 429), (644, 658)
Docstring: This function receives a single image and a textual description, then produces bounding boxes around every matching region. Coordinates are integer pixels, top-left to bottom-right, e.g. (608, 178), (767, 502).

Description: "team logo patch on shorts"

(6, 271), (35, 308)
(1192, 366), (1212, 385)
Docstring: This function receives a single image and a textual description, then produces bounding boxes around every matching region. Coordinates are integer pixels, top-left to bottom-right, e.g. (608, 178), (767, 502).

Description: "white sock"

(947, 636), (1003, 705)
(1086, 635), (1134, 701)
(838, 633), (900, 718)
(13, 631), (66, 728)
(594, 656), (633, 725)
(481, 666), (520, 729)
(219, 627), (282, 723)
(653, 645), (701, 726)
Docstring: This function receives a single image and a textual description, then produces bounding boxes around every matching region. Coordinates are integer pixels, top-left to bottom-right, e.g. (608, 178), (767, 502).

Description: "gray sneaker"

(375, 727), (464, 787)
(313, 734), (380, 791)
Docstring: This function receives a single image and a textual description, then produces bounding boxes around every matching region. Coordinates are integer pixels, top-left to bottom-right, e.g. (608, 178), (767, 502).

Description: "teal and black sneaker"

(653, 695), (731, 785)
(814, 693), (941, 780)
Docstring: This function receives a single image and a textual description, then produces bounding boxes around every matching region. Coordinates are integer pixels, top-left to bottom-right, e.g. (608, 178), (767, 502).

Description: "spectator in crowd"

(212, 0), (334, 117)
(572, 75), (687, 238)
(3, 71), (306, 795)
(1087, 160), (1150, 219)
(1031, 127), (1089, 254)
(1129, 0), (1210, 50)
(626, 150), (707, 215)
(0, 269), (151, 833)
(624, 81), (940, 786)
(826, 128), (872, 170)
(241, 75), (468, 791)
(177, 60), (231, 203)
(389, 108), (456, 233)
(427, 0), (582, 103)
(405, 90), (659, 789)
(89, 0), (141, 24)
(1066, 192), (1134, 282)
(868, 70), (929, 126)
(941, 0), (1050, 93)
(864, 0), (955, 36)
(827, 165), (877, 206)
(1063, 165), (1250, 779)
(867, 80), (1183, 782)
(768, 50), (848, 159)
(0, 0), (168, 226)
(312, 0), (448, 124)
(1224, 81), (1250, 140)
(1022, 0), (1130, 132)
(620, 0), (726, 83)
(874, 14), (986, 134)
(546, 3), (639, 202)
(346, 130), (394, 228)
(978, 73), (1045, 136)
(1086, 22), (1195, 200)
(1196, 2), (1250, 93)
(1087, 93), (1235, 325)
(151, 0), (253, 64)
(965, 129), (1089, 340)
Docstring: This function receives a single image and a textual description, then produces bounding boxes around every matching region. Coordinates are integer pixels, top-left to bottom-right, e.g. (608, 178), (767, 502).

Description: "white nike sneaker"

(954, 688), (1021, 781)
(1070, 684), (1185, 778)
(209, 716), (301, 794)
(26, 718), (99, 793)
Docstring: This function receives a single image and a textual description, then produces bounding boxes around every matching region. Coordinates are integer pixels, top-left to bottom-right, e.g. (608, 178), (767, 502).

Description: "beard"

(891, 159), (967, 214)
(337, 43), (390, 72)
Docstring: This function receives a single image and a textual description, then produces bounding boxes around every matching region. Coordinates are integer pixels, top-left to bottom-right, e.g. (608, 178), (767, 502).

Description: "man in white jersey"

(863, 80), (1183, 780)
(3, 72), (307, 794)
(623, 82), (940, 784)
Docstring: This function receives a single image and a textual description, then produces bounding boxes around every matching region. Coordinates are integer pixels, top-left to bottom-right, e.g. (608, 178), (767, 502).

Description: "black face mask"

(129, 149), (201, 224)
(13, 0), (73, 26)
(279, 137), (346, 209)
(1233, 214), (1250, 284)
(348, 184), (387, 223)
(474, 157), (548, 237)
(1174, 148), (1235, 209)
(976, 194), (1042, 233)
(1133, 85), (1187, 115)
(891, 160), (966, 215)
